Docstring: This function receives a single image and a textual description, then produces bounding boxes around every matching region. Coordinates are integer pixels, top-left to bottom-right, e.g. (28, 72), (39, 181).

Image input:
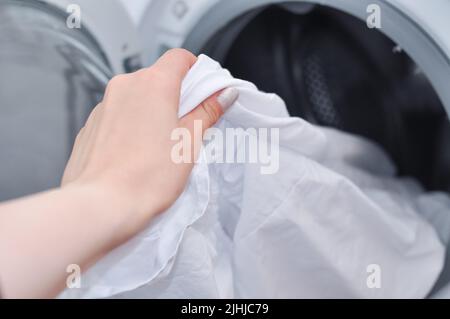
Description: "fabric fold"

(60, 54), (448, 299)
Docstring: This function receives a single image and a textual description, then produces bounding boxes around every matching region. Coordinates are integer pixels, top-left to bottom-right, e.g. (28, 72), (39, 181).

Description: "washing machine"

(137, 0), (450, 296)
(1, 0), (450, 296)
(0, 0), (141, 200)
(3, 0), (449, 198)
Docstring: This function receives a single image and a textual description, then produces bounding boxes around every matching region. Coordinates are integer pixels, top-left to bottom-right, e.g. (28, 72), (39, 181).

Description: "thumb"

(179, 87), (239, 135)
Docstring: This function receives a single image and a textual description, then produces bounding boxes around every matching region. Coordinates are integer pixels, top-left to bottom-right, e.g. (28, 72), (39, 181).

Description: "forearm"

(0, 184), (139, 298)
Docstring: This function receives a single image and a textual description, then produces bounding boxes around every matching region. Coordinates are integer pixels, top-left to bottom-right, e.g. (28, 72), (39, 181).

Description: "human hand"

(61, 49), (238, 240)
(0, 49), (238, 299)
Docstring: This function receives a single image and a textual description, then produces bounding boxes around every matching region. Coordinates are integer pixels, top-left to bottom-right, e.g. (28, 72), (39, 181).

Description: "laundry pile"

(60, 55), (450, 299)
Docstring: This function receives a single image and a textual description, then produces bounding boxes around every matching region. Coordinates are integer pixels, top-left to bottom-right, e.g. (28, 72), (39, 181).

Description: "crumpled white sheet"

(60, 55), (449, 299)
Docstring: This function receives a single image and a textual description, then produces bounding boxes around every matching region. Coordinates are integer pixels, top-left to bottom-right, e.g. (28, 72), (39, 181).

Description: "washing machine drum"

(203, 5), (450, 192)
(0, 0), (110, 201)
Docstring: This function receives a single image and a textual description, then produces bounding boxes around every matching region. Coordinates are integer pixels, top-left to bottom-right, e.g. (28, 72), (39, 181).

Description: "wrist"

(60, 181), (155, 247)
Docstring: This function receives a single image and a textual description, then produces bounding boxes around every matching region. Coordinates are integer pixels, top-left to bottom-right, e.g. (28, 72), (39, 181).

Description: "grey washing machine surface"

(0, 0), (111, 201)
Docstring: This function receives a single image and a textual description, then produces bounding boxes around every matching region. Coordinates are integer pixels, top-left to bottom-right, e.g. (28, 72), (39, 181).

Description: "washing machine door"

(139, 0), (450, 192)
(0, 0), (140, 201)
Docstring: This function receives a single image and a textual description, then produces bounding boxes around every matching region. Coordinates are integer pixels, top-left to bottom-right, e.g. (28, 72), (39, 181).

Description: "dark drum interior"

(202, 4), (450, 193)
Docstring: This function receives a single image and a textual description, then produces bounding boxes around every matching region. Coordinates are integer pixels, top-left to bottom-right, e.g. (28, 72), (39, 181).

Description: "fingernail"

(217, 87), (239, 112)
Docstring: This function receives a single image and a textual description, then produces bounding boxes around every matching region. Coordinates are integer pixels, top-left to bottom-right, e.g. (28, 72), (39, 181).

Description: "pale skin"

(0, 49), (237, 298)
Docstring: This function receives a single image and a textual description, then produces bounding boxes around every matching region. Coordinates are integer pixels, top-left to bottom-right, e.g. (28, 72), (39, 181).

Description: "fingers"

(180, 87), (239, 135)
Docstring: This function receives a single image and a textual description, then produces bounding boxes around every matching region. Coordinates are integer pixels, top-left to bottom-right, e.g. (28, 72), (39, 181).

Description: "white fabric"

(60, 55), (449, 299)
